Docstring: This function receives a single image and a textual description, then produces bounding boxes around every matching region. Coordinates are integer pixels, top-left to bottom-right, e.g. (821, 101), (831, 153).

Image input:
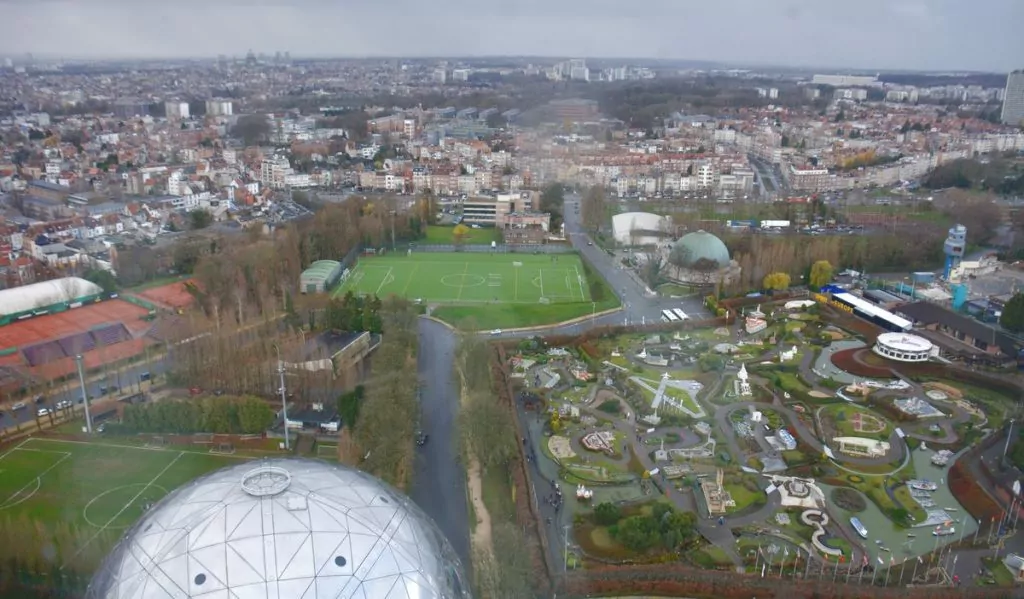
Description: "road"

(410, 317), (471, 567)
(486, 193), (709, 343)
(0, 353), (171, 434)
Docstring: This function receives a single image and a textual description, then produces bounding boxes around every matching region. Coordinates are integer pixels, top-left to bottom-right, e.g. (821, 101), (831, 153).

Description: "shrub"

(847, 474), (864, 483)
(831, 487), (867, 512)
(598, 400), (621, 414)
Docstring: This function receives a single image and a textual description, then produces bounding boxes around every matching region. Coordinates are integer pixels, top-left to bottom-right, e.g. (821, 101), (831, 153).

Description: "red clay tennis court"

(0, 299), (151, 351)
(137, 280), (195, 309)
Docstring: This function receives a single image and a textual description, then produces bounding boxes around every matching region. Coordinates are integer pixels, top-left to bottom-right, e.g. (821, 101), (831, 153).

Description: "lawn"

(336, 252), (590, 305)
(0, 436), (248, 568)
(422, 225), (502, 245)
(822, 404), (892, 441)
(334, 251), (619, 328)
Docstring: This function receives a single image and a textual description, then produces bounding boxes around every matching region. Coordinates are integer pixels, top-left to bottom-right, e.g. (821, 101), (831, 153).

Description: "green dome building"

(672, 230), (730, 268)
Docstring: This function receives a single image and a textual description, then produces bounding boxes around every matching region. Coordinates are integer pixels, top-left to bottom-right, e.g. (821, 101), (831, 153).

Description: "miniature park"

(506, 297), (1024, 588)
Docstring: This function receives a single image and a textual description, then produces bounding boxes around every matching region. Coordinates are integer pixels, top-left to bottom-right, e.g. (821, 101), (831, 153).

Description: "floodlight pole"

(273, 344), (290, 450)
(75, 354), (93, 434)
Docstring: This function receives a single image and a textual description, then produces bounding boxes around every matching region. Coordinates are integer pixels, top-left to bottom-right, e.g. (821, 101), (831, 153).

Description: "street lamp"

(75, 355), (93, 434)
(272, 343), (290, 451)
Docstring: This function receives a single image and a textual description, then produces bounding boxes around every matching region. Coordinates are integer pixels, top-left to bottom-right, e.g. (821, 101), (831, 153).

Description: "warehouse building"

(299, 260), (343, 294)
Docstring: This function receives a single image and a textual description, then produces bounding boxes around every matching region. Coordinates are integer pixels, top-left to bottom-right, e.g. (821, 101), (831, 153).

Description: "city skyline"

(1, 0), (1022, 72)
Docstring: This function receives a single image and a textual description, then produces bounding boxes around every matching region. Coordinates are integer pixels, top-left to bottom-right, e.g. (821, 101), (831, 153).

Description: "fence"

(555, 563), (1014, 599)
(403, 243), (577, 254)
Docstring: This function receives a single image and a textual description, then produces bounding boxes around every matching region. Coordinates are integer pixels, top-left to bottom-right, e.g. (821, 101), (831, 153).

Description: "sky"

(2, 0), (1022, 72)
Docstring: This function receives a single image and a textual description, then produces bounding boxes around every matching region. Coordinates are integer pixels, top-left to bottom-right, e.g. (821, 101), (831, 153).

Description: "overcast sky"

(2, 0), (1021, 72)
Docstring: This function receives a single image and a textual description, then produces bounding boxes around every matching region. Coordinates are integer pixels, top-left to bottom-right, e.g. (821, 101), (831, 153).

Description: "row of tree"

(0, 513), (117, 596)
(324, 292), (383, 333)
(111, 395), (275, 435)
(453, 327), (532, 598)
(350, 298), (420, 489)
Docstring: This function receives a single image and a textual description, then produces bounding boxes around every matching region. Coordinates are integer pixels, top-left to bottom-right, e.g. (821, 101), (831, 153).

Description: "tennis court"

(334, 253), (591, 304)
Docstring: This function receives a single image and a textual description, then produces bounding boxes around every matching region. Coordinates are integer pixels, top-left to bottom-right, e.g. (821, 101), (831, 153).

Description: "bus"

(661, 309), (679, 322)
(672, 308), (689, 321)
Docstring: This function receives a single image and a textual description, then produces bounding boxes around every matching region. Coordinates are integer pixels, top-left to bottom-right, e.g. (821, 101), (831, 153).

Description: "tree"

(809, 260), (833, 289)
(942, 190), (1002, 245)
(614, 515), (661, 552)
(580, 185), (608, 233)
(594, 502), (622, 526)
(232, 114), (271, 146)
(762, 272), (791, 291)
(639, 253), (667, 289)
(539, 183), (564, 229)
(690, 257), (720, 286)
(1001, 293), (1024, 333)
(337, 385), (365, 429)
(452, 223), (471, 245)
(189, 209), (213, 230)
(82, 268), (118, 293)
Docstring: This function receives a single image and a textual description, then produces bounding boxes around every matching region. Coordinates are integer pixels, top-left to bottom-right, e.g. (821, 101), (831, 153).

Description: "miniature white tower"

(737, 362), (752, 396)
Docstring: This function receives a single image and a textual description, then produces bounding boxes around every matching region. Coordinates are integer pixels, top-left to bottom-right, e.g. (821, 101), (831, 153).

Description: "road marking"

(65, 451), (185, 567)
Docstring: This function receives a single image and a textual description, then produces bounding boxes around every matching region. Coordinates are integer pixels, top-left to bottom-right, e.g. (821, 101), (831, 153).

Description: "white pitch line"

(65, 451), (185, 567)
(11, 447), (74, 455)
(0, 438), (31, 462)
(19, 437), (254, 459)
(375, 267), (394, 295)
(0, 452), (71, 509)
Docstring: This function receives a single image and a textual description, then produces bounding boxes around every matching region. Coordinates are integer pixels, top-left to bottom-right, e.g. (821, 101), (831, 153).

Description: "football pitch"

(333, 252), (592, 304)
(0, 437), (250, 566)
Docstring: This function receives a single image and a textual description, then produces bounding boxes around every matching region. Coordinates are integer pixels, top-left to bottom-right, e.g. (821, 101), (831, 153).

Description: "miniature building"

(834, 436), (890, 458)
(873, 332), (936, 362)
(701, 469), (736, 515)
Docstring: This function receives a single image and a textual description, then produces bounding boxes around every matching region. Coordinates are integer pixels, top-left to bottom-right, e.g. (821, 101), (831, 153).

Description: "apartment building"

(205, 99), (234, 117)
(787, 165), (830, 192)
(1001, 70), (1024, 126)
(165, 101), (190, 119)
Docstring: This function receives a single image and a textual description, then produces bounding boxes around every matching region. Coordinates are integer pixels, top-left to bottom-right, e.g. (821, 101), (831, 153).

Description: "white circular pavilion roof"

(876, 332), (933, 353)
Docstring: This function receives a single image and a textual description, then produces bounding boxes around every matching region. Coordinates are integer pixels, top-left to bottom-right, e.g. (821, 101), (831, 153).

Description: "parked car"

(56, 400), (72, 410)
(11, 402), (26, 411)
(36, 408), (50, 417)
(415, 431), (429, 446)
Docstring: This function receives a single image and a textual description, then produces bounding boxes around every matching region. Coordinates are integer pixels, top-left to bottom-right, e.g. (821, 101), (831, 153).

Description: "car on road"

(587, 241), (593, 245)
(415, 431), (429, 446)
(36, 408), (50, 417)
(11, 401), (26, 411)
(490, 329), (503, 335)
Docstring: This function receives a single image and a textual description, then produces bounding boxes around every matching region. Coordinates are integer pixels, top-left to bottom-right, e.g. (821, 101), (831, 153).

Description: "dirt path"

(466, 456), (493, 553)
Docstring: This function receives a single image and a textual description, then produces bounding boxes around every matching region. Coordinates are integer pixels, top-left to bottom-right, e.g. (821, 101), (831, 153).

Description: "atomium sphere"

(86, 458), (471, 599)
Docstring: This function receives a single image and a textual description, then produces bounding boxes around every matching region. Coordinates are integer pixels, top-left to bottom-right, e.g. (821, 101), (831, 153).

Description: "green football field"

(0, 437), (250, 567)
(333, 252), (592, 304)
